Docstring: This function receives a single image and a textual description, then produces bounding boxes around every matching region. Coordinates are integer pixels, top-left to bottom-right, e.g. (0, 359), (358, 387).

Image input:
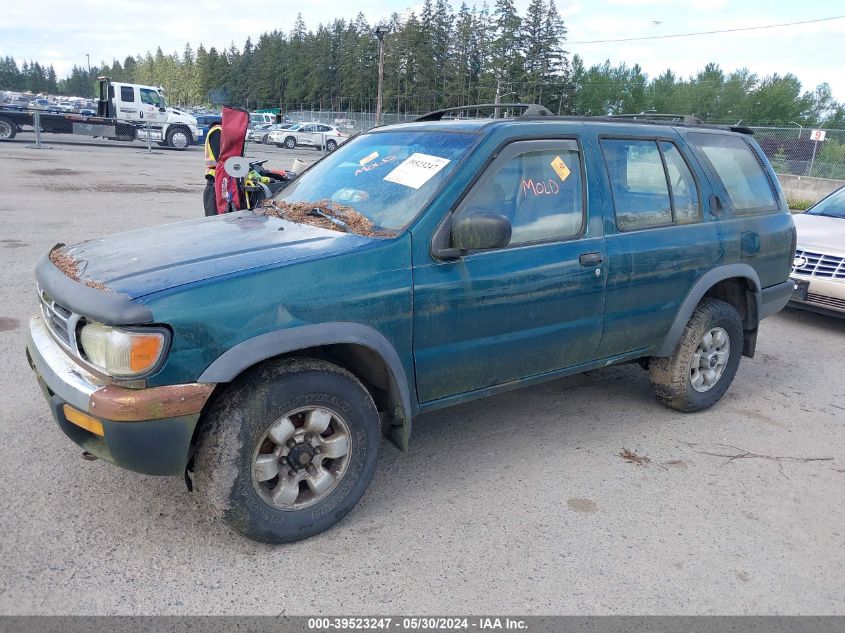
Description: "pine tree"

(491, 0), (523, 102)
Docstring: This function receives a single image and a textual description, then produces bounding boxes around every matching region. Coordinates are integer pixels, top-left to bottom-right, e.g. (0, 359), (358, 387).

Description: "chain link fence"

(282, 109), (419, 134)
(8, 101), (845, 185)
(749, 126), (845, 181)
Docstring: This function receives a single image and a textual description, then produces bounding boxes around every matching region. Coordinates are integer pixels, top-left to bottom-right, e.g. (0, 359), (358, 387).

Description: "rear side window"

(600, 138), (701, 230)
(688, 132), (778, 214)
(660, 142), (700, 224)
(120, 86), (134, 102)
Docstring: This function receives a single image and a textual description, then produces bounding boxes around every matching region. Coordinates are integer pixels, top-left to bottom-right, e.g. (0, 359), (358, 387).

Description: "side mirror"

(159, 107), (166, 113)
(452, 211), (512, 251)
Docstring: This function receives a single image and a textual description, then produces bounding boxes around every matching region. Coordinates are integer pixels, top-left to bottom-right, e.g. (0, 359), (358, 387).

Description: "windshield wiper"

(309, 208), (350, 232)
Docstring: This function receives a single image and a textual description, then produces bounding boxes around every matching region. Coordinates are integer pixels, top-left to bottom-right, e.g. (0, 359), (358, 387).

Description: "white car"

(789, 186), (845, 317)
(267, 122), (349, 151)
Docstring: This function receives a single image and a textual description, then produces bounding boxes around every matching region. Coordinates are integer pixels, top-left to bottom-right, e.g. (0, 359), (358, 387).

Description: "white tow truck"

(0, 77), (198, 150)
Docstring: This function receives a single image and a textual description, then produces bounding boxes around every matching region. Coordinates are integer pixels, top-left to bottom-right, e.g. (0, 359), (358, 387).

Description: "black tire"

(0, 117), (17, 140)
(261, 134), (270, 144)
(649, 298), (743, 412)
(284, 136), (296, 149)
(326, 139), (337, 151)
(193, 357), (380, 543)
(165, 126), (192, 150)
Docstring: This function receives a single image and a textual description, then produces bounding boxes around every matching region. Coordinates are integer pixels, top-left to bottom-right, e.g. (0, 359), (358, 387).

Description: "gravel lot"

(0, 134), (843, 615)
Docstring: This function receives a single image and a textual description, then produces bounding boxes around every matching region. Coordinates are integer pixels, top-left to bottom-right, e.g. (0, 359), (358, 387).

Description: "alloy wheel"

(251, 406), (351, 510)
(689, 327), (730, 392)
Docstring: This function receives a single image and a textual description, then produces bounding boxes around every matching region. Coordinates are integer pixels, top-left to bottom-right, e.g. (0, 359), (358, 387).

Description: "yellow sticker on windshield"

(359, 151), (379, 166)
(551, 155), (571, 182)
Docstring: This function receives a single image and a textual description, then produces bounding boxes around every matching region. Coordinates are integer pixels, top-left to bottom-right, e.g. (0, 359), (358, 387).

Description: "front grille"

(805, 292), (845, 312)
(792, 249), (845, 280)
(39, 287), (81, 351)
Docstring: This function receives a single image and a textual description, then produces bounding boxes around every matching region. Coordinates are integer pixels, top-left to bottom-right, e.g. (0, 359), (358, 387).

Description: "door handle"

(579, 252), (603, 266)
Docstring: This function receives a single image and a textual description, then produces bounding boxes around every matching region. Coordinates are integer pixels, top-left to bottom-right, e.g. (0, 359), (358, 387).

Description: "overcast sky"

(2, 0), (843, 100)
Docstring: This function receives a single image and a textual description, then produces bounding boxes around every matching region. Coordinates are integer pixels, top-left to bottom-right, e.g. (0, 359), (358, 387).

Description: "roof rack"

(608, 113), (703, 124)
(415, 103), (554, 122)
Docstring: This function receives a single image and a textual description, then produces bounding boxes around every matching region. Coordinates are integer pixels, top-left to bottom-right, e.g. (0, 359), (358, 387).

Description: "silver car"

(790, 186), (845, 317)
(246, 123), (273, 143)
(267, 122), (349, 151)
(253, 123), (294, 144)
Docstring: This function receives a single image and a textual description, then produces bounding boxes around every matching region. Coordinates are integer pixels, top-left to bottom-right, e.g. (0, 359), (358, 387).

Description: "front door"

(139, 88), (165, 124)
(412, 139), (607, 403)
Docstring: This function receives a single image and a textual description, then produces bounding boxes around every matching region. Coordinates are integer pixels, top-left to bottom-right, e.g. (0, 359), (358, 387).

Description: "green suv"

(27, 106), (796, 543)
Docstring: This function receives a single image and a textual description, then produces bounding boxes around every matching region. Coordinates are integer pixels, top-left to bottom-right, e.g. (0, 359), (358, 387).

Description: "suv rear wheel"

(193, 357), (380, 543)
(649, 298), (743, 412)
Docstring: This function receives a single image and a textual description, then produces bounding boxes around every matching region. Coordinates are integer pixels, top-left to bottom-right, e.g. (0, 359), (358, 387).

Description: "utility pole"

(494, 79), (501, 118)
(86, 53), (93, 100)
(374, 25), (389, 127)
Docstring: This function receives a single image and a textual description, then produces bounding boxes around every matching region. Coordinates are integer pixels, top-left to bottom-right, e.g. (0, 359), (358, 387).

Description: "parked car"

(246, 123), (273, 143)
(194, 114), (222, 144)
(253, 123), (294, 144)
(789, 185), (845, 317)
(26, 105), (795, 544)
(250, 112), (276, 126)
(268, 122), (348, 151)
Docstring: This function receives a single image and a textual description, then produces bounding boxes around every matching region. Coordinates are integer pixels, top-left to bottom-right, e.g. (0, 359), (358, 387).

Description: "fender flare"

(197, 322), (415, 449)
(653, 264), (762, 358)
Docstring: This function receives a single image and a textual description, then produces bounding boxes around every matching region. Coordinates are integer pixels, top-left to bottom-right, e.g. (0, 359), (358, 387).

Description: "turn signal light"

(63, 405), (104, 437)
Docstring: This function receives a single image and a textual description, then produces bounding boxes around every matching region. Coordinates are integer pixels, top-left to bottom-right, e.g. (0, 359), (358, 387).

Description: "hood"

(168, 108), (197, 125)
(793, 213), (845, 255)
(62, 211), (374, 300)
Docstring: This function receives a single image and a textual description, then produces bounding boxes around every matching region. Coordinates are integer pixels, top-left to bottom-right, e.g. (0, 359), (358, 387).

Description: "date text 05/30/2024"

(307, 617), (528, 630)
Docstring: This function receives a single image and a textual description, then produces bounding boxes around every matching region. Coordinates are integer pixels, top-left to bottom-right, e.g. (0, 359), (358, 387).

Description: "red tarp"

(214, 106), (248, 214)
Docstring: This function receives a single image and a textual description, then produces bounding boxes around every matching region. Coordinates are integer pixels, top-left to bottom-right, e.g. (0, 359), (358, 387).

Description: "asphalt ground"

(0, 133), (843, 615)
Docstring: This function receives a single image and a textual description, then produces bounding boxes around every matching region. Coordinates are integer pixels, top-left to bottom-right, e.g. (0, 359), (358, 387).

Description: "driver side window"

(460, 144), (585, 246)
(140, 88), (161, 107)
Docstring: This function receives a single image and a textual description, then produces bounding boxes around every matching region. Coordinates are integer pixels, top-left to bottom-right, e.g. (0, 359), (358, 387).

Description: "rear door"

(116, 85), (139, 121)
(594, 132), (722, 356)
(298, 124), (318, 146)
(412, 137), (608, 403)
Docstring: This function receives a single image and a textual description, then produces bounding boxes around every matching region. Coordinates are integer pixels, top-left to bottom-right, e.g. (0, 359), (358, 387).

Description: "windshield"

(807, 187), (845, 219)
(272, 130), (477, 232)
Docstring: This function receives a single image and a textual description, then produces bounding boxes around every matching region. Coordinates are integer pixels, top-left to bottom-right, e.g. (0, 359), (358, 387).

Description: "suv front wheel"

(649, 298), (743, 412)
(193, 357), (380, 543)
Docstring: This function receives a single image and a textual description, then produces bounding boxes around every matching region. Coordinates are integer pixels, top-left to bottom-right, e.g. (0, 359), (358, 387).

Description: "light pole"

(373, 25), (389, 127)
(789, 121), (803, 139)
(86, 53), (93, 99)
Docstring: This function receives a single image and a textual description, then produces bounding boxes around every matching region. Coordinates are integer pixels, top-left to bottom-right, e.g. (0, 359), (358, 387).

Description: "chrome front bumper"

(27, 313), (216, 475)
(27, 313), (103, 414)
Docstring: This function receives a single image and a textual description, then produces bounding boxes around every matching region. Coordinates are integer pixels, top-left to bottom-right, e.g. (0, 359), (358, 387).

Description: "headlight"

(79, 322), (168, 377)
